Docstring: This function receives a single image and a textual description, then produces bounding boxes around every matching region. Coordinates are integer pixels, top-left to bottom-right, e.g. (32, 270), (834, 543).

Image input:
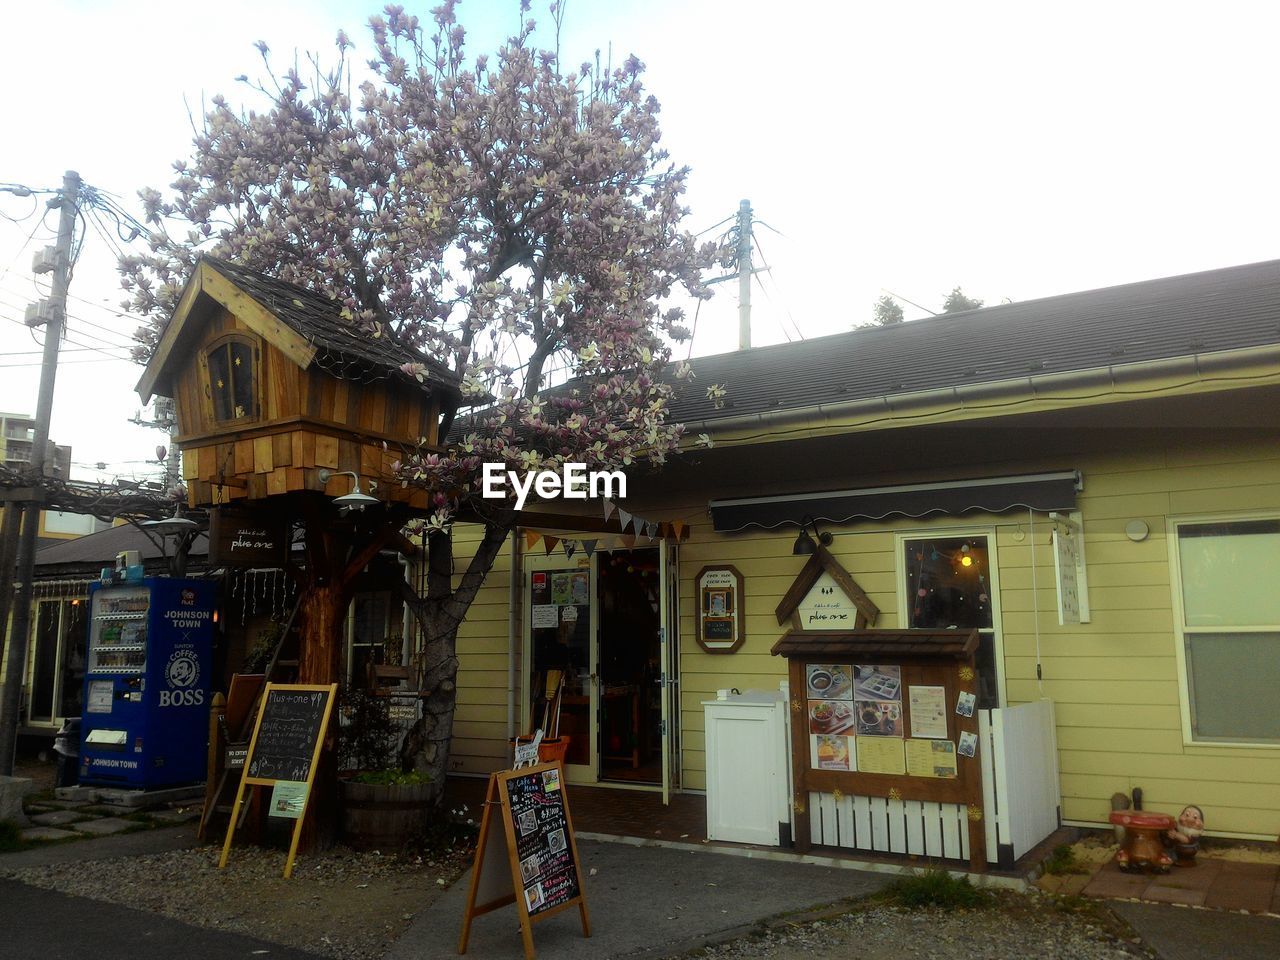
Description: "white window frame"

(1168, 510), (1280, 749)
(894, 525), (1007, 708)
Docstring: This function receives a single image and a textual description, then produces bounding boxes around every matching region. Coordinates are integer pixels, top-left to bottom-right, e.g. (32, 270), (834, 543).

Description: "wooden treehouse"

(136, 256), (461, 510)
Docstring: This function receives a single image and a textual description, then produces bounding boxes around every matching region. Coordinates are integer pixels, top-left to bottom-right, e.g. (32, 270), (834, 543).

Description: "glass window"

(904, 535), (998, 708)
(206, 337), (258, 423)
(1176, 519), (1280, 743)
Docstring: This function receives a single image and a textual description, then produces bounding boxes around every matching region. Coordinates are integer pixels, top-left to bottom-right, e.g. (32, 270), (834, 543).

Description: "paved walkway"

(1114, 900), (1280, 960)
(389, 837), (889, 960)
(1083, 858), (1280, 913)
(0, 878), (323, 960)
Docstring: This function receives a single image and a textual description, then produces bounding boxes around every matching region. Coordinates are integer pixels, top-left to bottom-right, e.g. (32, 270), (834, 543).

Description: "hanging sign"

(209, 505), (289, 567)
(695, 565), (745, 654)
(458, 761), (591, 959)
(218, 682), (336, 879)
(1052, 511), (1091, 625)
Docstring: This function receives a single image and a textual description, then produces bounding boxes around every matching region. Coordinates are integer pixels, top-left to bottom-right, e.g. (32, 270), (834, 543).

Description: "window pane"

(208, 345), (233, 421)
(230, 340), (256, 418)
(1178, 520), (1280, 627)
(904, 536), (993, 630)
(1186, 632), (1280, 741)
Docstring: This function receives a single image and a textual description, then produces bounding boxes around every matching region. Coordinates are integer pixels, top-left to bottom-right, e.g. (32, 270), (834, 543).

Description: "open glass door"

(523, 552), (598, 783)
(659, 539), (680, 804)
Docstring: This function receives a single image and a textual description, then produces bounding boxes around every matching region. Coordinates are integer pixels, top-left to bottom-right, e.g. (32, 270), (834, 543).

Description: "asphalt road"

(0, 878), (325, 960)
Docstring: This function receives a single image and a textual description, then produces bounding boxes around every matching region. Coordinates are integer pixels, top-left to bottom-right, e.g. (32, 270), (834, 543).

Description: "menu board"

(246, 686), (333, 783)
(505, 765), (580, 916)
(458, 761), (592, 958)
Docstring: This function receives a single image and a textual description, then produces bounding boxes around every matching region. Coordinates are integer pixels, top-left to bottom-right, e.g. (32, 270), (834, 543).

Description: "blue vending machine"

(80, 577), (216, 789)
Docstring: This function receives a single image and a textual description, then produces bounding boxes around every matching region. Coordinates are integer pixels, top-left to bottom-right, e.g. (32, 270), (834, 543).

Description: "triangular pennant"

(619, 534), (636, 548)
(581, 539), (598, 557)
(672, 520), (685, 540)
(646, 521), (658, 541)
(563, 540), (576, 559)
(524, 530), (542, 550)
(632, 515), (646, 536)
(617, 507), (632, 531)
(603, 498), (616, 522)
(542, 535), (560, 555)
(597, 535), (616, 553)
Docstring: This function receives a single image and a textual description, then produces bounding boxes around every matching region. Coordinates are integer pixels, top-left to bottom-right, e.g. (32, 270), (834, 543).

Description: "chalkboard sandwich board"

(458, 761), (591, 959)
(218, 682), (337, 879)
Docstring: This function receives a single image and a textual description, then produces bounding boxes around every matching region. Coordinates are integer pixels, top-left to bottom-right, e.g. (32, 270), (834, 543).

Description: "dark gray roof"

(203, 257), (460, 394)
(36, 523), (207, 572)
(666, 258), (1280, 425)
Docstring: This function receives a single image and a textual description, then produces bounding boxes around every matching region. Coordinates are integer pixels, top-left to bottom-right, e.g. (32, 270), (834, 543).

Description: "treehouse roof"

(137, 256), (461, 403)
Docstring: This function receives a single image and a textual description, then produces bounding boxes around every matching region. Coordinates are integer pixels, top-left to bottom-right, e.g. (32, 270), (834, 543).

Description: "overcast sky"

(3, 0), (1279, 484)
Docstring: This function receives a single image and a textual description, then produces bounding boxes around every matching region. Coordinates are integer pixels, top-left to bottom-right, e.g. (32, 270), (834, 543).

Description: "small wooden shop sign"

(218, 682), (337, 878)
(695, 565), (745, 653)
(209, 505), (289, 567)
(458, 761), (591, 959)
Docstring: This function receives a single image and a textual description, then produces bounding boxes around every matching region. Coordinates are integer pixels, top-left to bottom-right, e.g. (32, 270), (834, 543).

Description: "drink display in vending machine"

(80, 577), (216, 789)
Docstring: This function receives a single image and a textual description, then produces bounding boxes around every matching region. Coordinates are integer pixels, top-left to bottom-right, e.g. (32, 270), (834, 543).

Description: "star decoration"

(792, 798), (805, 814)
(959, 666), (975, 682)
(791, 699), (803, 713)
(831, 788), (843, 803)
(234, 356), (242, 366)
(888, 787), (902, 801)
(967, 806), (983, 822)
(216, 379), (225, 389)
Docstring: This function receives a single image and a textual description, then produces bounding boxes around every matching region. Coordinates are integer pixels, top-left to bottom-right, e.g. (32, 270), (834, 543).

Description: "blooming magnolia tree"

(122, 1), (716, 800)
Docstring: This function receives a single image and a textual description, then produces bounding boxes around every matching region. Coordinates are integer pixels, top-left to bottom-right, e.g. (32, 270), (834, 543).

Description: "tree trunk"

(296, 579), (347, 686)
(400, 520), (512, 806)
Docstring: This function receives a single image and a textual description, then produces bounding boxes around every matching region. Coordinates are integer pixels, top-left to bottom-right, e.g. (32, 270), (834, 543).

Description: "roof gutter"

(684, 344), (1280, 437)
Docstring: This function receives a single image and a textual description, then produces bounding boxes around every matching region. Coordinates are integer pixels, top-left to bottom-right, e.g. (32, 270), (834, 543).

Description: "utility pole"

(736, 199), (752, 350)
(0, 170), (80, 775)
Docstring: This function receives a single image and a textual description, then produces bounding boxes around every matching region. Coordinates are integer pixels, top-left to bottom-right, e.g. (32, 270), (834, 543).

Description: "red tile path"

(1083, 857), (1280, 914)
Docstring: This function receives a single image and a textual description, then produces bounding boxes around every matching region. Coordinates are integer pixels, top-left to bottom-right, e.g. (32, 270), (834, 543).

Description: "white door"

(523, 552), (598, 783)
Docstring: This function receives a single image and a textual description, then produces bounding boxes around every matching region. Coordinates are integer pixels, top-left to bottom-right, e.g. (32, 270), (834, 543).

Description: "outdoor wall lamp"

(141, 502), (199, 536)
(318, 468), (380, 511)
(792, 517), (833, 556)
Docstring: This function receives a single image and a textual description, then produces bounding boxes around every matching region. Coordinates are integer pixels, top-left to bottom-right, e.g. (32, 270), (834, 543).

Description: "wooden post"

(198, 692), (227, 840)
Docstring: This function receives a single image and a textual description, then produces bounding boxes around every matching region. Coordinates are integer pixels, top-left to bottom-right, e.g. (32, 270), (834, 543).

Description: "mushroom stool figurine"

(1165, 805), (1204, 867)
(1109, 810), (1174, 872)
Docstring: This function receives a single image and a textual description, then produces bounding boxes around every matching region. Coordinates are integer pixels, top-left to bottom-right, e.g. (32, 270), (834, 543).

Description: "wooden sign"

(772, 630), (986, 871)
(209, 505), (289, 567)
(695, 565), (745, 653)
(458, 762), (590, 960)
(218, 682), (337, 878)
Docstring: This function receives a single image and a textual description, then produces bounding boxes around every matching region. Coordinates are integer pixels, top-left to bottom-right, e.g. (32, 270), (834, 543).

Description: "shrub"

(350, 769), (432, 787)
(1044, 843), (1088, 876)
(884, 869), (991, 909)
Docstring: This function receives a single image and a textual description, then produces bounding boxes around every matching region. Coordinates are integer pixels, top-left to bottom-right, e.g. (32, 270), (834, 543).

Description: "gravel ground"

(1, 842), (472, 960)
(691, 898), (1148, 960)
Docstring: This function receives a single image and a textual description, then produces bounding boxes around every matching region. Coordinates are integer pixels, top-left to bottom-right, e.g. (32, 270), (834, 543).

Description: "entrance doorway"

(522, 544), (678, 795)
(597, 548), (661, 784)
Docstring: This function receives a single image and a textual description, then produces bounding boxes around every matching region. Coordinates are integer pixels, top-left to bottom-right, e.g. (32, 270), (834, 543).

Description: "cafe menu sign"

(696, 565), (745, 654)
(209, 505), (288, 567)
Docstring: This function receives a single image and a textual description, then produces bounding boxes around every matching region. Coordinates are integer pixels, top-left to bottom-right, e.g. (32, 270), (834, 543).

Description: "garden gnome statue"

(1165, 805), (1204, 866)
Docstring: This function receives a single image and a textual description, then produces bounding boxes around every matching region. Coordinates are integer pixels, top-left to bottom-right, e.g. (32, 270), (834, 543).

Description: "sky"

(3, 0), (1280, 484)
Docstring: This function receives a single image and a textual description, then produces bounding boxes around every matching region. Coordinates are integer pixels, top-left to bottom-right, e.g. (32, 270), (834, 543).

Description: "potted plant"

(338, 687), (432, 850)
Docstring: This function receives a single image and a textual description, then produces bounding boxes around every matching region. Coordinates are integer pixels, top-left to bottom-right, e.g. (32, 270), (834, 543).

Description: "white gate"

(804, 700), (1060, 866)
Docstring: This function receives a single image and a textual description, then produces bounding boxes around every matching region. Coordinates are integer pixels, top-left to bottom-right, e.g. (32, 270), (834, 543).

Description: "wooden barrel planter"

(339, 778), (433, 850)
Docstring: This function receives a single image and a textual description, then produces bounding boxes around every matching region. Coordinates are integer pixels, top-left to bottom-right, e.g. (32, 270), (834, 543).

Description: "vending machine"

(80, 577), (216, 789)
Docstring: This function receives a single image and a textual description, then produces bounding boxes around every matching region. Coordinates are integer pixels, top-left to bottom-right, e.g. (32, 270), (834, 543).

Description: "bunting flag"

(617, 507), (633, 531)
(603, 498), (617, 522)
(632, 514), (646, 536)
(597, 535), (616, 553)
(524, 530), (542, 550)
(645, 521), (658, 541)
(562, 540), (576, 559)
(672, 520), (686, 540)
(581, 539), (598, 557)
(619, 534), (636, 549)
(542, 535), (560, 555)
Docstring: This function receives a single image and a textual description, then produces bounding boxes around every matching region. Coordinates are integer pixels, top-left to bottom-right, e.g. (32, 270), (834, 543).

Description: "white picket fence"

(806, 699), (1060, 866)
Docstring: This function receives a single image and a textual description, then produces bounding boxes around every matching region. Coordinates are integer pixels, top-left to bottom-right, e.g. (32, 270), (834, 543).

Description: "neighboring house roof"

(665, 258), (1280, 426)
(138, 256), (460, 402)
(35, 522), (207, 577)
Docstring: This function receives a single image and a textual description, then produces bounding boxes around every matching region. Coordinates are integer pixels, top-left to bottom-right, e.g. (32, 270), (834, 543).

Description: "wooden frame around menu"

(458, 761), (591, 960)
(217, 682), (337, 879)
(779, 636), (986, 871)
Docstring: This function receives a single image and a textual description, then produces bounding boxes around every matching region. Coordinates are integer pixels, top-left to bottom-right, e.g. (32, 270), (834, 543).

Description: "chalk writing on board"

(504, 766), (580, 916)
(247, 688), (330, 782)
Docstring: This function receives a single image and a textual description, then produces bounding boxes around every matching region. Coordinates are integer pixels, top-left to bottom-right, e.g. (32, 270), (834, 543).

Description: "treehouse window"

(205, 335), (260, 423)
